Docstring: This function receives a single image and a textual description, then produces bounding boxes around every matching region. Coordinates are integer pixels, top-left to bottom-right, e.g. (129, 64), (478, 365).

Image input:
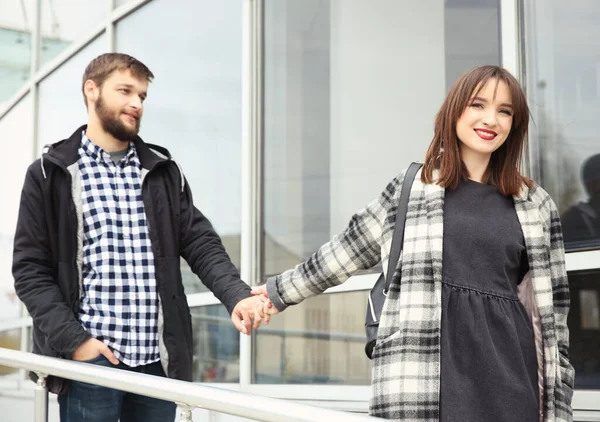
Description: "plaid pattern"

(78, 134), (159, 367)
(269, 168), (573, 421)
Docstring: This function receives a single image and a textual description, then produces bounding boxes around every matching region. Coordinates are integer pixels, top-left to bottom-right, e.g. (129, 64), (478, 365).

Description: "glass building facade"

(0, 0), (599, 420)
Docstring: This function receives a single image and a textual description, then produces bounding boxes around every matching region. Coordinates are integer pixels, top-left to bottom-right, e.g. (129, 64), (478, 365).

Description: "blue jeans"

(58, 355), (176, 422)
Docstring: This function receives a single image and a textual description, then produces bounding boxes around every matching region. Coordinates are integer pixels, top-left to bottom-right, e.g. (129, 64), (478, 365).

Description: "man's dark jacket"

(12, 125), (252, 393)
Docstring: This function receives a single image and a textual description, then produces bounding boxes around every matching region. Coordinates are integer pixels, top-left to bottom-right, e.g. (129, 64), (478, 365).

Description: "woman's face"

(455, 78), (514, 161)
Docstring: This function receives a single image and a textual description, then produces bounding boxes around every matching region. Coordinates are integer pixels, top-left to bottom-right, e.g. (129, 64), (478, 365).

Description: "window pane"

(262, 0), (501, 278)
(116, 0), (242, 294)
(115, 0), (134, 8)
(0, 28), (31, 104)
(0, 1), (36, 103)
(38, 36), (106, 148)
(0, 95), (33, 322)
(191, 306), (239, 382)
(523, 1), (600, 251)
(40, 0), (107, 66)
(254, 291), (370, 384)
(567, 269), (600, 389)
(445, 0), (500, 91)
(0, 329), (21, 375)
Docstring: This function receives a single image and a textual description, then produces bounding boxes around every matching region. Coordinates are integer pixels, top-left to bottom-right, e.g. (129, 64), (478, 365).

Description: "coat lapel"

(423, 176), (445, 297)
(513, 184), (557, 419)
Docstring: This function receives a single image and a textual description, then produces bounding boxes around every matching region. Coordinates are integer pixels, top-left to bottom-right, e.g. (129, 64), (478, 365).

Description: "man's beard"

(95, 94), (141, 143)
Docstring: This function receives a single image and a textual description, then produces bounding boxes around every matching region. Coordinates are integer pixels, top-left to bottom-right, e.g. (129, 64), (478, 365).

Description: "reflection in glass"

(0, 95), (33, 322)
(254, 291), (370, 384)
(0, 329), (21, 375)
(262, 0), (501, 279)
(191, 306), (239, 383)
(40, 0), (107, 66)
(116, 0), (242, 294)
(567, 270), (600, 389)
(561, 154), (600, 249)
(524, 1), (600, 250)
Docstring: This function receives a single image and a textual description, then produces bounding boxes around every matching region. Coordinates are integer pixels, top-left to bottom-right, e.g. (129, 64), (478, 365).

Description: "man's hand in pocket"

(72, 338), (119, 365)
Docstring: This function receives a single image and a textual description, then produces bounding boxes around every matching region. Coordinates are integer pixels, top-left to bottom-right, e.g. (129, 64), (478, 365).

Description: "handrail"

(193, 314), (365, 341)
(0, 347), (377, 422)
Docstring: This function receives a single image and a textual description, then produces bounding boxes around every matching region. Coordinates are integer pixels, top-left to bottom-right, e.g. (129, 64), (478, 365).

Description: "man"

(12, 53), (266, 421)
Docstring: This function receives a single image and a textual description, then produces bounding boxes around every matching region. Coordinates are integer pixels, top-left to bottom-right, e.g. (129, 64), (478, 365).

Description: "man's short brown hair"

(82, 53), (154, 107)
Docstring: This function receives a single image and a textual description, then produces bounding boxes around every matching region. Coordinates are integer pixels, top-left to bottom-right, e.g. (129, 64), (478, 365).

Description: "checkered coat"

(267, 167), (574, 421)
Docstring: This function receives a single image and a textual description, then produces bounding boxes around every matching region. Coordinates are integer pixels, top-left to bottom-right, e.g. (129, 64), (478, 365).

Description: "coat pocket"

(371, 330), (403, 359)
(557, 352), (575, 399)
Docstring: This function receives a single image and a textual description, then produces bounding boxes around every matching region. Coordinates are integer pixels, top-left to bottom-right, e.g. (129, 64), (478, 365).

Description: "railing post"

(34, 373), (48, 422)
(177, 403), (193, 422)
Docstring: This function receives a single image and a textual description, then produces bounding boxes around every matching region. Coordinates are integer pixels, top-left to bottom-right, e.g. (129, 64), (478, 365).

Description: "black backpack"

(364, 162), (422, 359)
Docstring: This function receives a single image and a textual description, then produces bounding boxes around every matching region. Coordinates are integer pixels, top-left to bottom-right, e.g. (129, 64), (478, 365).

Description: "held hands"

(72, 338), (120, 365)
(231, 286), (280, 335)
(231, 294), (271, 335)
(251, 284), (280, 322)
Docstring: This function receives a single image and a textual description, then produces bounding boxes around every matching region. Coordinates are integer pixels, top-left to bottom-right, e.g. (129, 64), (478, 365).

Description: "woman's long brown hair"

(421, 65), (532, 195)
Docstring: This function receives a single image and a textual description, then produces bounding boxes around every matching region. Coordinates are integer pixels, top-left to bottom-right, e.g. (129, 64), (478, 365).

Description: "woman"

(252, 65), (574, 422)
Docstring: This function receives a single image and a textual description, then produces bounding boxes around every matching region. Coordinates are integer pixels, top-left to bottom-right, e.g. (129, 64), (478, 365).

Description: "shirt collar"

(81, 131), (138, 165)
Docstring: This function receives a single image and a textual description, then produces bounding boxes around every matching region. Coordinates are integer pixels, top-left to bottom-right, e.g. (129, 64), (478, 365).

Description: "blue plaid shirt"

(78, 133), (159, 367)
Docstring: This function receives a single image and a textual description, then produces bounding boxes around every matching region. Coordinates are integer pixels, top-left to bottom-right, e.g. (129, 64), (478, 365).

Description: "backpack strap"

(384, 162), (422, 293)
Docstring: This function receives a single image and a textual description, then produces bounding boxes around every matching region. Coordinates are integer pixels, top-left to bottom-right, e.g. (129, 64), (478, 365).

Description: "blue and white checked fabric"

(78, 133), (159, 367)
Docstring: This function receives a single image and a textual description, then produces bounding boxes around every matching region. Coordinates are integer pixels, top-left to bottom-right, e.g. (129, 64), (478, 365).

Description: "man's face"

(93, 69), (148, 143)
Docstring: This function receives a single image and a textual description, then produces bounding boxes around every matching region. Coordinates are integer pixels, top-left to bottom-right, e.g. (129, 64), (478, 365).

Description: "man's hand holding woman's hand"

(251, 285), (280, 324)
(231, 293), (270, 335)
(231, 285), (279, 335)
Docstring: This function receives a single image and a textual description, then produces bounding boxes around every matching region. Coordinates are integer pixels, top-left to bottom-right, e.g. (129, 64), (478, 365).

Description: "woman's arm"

(265, 171), (407, 312)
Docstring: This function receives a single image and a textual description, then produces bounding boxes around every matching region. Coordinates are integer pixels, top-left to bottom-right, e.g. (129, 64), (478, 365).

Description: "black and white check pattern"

(78, 133), (159, 367)
(269, 168), (574, 421)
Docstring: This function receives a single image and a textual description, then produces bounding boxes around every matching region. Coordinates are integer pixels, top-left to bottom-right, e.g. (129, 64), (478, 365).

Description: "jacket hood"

(40, 125), (177, 182)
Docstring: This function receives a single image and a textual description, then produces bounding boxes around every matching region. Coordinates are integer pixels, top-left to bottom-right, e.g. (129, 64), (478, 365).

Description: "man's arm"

(178, 177), (255, 315)
(12, 164), (91, 357)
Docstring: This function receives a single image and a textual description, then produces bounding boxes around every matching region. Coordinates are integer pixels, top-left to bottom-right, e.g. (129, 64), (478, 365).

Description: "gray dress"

(440, 179), (539, 422)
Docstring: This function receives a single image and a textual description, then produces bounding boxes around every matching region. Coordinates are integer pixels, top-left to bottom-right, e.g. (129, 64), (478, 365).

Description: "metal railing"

(0, 347), (378, 422)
